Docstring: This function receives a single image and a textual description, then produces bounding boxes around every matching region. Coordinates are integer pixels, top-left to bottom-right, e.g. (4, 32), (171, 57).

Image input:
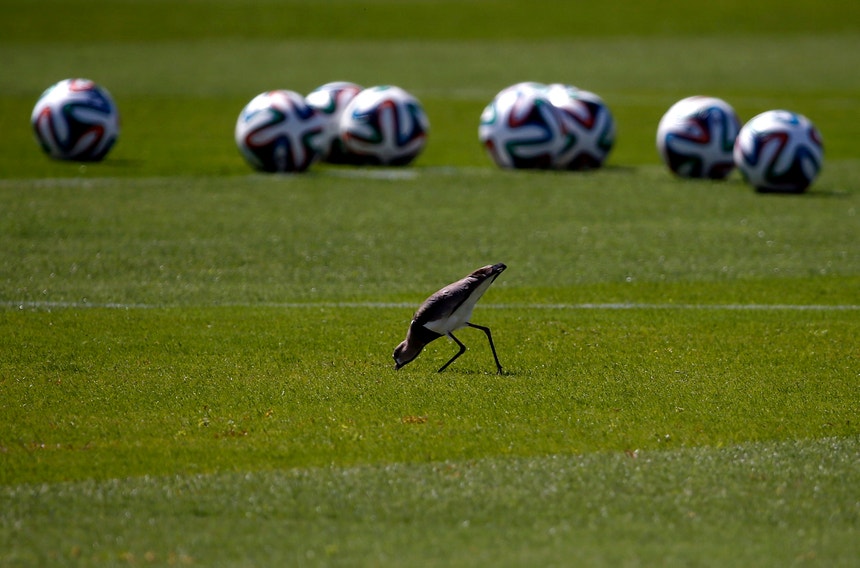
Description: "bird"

(393, 263), (506, 373)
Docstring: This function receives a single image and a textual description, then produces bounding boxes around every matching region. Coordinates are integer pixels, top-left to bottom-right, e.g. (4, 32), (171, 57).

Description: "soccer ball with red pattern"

(31, 78), (119, 161)
(306, 81), (363, 164)
(547, 83), (616, 170)
(338, 85), (429, 166)
(656, 96), (740, 179)
(733, 110), (823, 193)
(235, 90), (325, 173)
(478, 82), (564, 169)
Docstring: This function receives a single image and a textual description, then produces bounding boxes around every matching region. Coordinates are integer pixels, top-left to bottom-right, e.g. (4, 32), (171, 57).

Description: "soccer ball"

(305, 81), (363, 164)
(546, 83), (615, 170)
(656, 96), (740, 179)
(338, 85), (429, 166)
(31, 78), (119, 161)
(733, 110), (823, 193)
(478, 82), (565, 169)
(235, 90), (325, 173)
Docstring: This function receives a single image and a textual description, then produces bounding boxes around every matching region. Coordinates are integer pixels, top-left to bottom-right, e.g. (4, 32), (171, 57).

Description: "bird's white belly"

(423, 305), (474, 335)
(422, 275), (496, 335)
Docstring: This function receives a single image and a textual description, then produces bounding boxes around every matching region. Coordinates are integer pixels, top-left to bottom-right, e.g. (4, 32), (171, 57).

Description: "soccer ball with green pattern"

(31, 78), (120, 162)
(338, 85), (429, 166)
(656, 96), (740, 179)
(306, 81), (363, 164)
(547, 83), (616, 170)
(235, 90), (325, 173)
(478, 82), (564, 169)
(733, 110), (823, 193)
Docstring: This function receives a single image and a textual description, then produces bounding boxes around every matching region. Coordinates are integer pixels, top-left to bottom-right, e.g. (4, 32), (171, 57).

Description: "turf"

(2, 0), (859, 566)
(4, 439), (859, 566)
(2, 302), (858, 485)
(2, 168), (858, 305)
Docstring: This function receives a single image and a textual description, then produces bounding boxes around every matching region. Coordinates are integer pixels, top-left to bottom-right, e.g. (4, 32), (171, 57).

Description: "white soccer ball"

(305, 81), (363, 164)
(656, 96), (741, 179)
(546, 83), (615, 170)
(733, 110), (823, 193)
(478, 82), (565, 169)
(31, 78), (119, 161)
(338, 85), (429, 166)
(235, 90), (325, 173)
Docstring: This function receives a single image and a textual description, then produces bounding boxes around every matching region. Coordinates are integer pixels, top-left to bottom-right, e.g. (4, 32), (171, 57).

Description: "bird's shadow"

(435, 368), (518, 378)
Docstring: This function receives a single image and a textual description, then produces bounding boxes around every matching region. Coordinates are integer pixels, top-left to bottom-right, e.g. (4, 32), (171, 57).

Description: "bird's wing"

(412, 264), (503, 326)
(412, 278), (473, 325)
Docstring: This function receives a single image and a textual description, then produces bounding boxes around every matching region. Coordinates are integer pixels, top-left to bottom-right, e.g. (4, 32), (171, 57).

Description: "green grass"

(2, 35), (859, 176)
(5, 0), (860, 44)
(2, 167), (858, 307)
(4, 439), (859, 566)
(2, 303), (858, 486)
(2, 0), (860, 566)
(2, 171), (858, 566)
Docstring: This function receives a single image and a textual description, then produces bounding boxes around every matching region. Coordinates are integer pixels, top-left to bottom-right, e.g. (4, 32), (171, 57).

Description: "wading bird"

(393, 263), (506, 373)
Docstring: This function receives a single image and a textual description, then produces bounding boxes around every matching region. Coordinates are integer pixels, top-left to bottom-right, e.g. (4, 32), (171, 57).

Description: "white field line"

(3, 300), (859, 312)
(0, 166), (495, 189)
(3, 159), (859, 189)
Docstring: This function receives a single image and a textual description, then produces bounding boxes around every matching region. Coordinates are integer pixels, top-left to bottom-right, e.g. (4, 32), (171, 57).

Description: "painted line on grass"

(491, 302), (860, 312)
(4, 300), (859, 312)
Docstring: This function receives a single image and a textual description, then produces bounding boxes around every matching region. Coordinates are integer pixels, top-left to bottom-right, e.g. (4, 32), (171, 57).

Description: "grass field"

(2, 1), (859, 566)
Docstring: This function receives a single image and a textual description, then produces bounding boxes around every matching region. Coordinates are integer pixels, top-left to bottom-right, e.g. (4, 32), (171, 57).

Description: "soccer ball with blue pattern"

(31, 78), (119, 162)
(235, 90), (325, 173)
(479, 82), (565, 169)
(733, 110), (823, 193)
(306, 81), (363, 164)
(547, 83), (616, 170)
(338, 85), (429, 166)
(657, 96), (741, 179)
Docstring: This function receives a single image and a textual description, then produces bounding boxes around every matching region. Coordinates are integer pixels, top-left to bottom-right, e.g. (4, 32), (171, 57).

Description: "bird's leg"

(437, 332), (467, 373)
(466, 323), (503, 374)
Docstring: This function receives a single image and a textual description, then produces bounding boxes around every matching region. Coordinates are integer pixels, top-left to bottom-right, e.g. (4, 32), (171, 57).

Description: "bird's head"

(393, 340), (424, 370)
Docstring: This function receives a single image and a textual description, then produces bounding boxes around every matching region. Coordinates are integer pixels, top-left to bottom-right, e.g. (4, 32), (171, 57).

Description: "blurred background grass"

(3, 169), (857, 306)
(1, 1), (858, 176)
(5, 0), (860, 42)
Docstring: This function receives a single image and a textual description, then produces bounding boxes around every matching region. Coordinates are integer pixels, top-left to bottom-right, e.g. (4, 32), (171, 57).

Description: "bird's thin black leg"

(467, 323), (503, 374)
(437, 332), (467, 373)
